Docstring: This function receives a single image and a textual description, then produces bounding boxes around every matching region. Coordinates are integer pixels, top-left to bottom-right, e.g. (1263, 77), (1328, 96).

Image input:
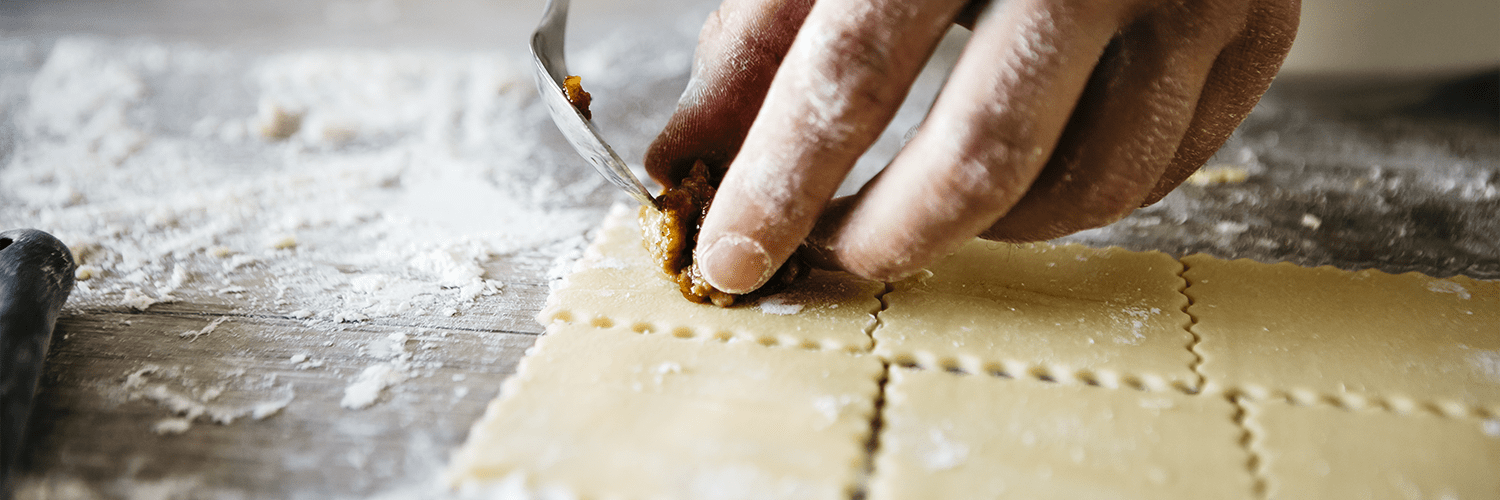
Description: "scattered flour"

(341, 365), (408, 410)
(341, 332), (416, 409)
(1483, 419), (1500, 438)
(1, 37), (608, 324)
(920, 428), (970, 471)
(1469, 349), (1500, 383)
(756, 295), (804, 316)
(812, 394), (856, 429)
(178, 316), (229, 341)
(121, 365), (297, 434)
(0, 22), (687, 499)
(250, 392), (296, 420)
(152, 418), (194, 435)
(1427, 280), (1472, 300)
(1111, 306), (1159, 345)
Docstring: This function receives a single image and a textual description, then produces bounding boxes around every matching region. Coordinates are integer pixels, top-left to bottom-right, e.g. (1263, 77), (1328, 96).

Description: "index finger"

(694, 0), (966, 294)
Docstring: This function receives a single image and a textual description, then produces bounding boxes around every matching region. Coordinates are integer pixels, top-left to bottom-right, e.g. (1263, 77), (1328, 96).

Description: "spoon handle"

(1, 229), (76, 494)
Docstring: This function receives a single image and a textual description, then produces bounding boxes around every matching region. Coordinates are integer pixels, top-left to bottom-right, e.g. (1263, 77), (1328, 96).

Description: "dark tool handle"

(0, 229), (76, 497)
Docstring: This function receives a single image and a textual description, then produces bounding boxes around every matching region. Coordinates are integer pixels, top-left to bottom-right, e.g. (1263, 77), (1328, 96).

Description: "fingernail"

(697, 234), (773, 295)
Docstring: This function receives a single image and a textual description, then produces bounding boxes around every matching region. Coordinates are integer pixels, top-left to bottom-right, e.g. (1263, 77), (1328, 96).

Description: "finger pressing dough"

(1184, 255), (1500, 415)
(1247, 400), (1500, 499)
(875, 240), (1195, 391)
(445, 323), (884, 499)
(868, 368), (1253, 500)
(541, 205), (885, 352)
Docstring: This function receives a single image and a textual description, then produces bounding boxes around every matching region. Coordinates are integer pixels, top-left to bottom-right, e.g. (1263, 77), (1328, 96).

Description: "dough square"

(1250, 401), (1500, 499)
(541, 205), (885, 352)
(868, 368), (1254, 500)
(875, 240), (1196, 390)
(1184, 255), (1500, 414)
(445, 322), (885, 499)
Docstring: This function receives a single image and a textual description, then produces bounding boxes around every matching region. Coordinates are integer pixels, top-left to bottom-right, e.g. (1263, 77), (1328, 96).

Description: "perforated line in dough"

(879, 351), (1188, 394)
(1220, 385), (1494, 419)
(873, 261), (1497, 419)
(1180, 261), (1209, 394)
(1232, 394), (1272, 499)
(1180, 260), (1498, 420)
(542, 310), (874, 354)
(848, 284), (897, 500)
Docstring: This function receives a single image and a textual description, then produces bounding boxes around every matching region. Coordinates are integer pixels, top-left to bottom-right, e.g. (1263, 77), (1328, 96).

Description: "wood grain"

(17, 308), (538, 497)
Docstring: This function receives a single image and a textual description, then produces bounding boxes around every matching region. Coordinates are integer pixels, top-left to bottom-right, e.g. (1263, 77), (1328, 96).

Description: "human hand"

(644, 0), (1299, 293)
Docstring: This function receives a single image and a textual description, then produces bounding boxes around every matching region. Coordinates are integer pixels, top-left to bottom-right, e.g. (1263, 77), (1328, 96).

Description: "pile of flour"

(0, 35), (669, 322)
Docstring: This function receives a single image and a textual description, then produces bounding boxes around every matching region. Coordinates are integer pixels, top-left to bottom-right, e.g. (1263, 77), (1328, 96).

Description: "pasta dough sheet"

(445, 323), (884, 499)
(540, 205), (885, 352)
(876, 240), (1195, 391)
(1184, 255), (1500, 415)
(1247, 400), (1500, 499)
(868, 368), (1253, 500)
(451, 203), (1498, 497)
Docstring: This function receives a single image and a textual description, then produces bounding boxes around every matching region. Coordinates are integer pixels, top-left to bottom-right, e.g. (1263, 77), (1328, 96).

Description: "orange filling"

(563, 75), (592, 120)
(638, 161), (808, 307)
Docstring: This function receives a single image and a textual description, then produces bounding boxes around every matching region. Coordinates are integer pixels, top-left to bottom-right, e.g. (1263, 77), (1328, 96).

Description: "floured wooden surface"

(450, 203), (1499, 499)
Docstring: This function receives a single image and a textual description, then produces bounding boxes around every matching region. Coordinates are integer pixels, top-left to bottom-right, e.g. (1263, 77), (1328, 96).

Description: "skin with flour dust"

(645, 0), (1300, 294)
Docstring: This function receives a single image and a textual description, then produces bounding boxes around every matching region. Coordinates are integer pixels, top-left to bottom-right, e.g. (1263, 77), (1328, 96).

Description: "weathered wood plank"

(16, 312), (537, 498)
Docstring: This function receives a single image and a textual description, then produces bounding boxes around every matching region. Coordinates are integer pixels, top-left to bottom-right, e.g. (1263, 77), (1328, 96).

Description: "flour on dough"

(1185, 255), (1500, 415)
(868, 368), (1253, 500)
(445, 323), (883, 499)
(875, 239), (1195, 390)
(1248, 399), (1500, 499)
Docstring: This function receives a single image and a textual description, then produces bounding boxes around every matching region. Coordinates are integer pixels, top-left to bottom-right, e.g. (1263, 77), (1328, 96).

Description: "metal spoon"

(530, 0), (656, 207)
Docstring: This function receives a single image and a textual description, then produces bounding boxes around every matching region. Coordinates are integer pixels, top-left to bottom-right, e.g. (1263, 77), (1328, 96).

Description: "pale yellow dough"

(876, 240), (1195, 390)
(540, 205), (885, 352)
(1250, 401), (1500, 499)
(1184, 255), (1500, 415)
(454, 205), (1500, 498)
(869, 368), (1253, 500)
(445, 323), (884, 499)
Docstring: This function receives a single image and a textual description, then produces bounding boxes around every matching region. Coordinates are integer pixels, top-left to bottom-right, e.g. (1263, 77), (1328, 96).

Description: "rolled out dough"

(445, 323), (884, 499)
(1184, 255), (1500, 415)
(875, 239), (1195, 391)
(1249, 400), (1500, 499)
(451, 203), (1498, 497)
(540, 205), (885, 352)
(868, 367), (1253, 500)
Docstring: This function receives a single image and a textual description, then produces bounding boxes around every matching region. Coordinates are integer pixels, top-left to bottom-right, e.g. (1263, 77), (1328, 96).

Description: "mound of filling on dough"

(639, 161), (808, 307)
(563, 75), (592, 120)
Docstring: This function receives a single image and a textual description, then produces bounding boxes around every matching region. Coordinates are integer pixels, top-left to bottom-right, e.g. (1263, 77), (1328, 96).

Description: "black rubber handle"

(0, 229), (76, 496)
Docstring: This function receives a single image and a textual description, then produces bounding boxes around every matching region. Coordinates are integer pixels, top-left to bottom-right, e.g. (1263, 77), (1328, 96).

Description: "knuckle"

(927, 140), (1043, 218)
(1128, 0), (1249, 48)
(799, 28), (905, 118)
(1055, 169), (1154, 228)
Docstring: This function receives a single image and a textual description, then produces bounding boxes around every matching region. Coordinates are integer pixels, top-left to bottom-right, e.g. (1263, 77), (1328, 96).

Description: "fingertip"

(696, 233), (775, 295)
